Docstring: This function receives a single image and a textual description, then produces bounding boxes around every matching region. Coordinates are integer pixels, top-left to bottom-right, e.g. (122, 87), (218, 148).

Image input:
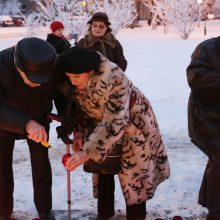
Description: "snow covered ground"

(0, 20), (220, 219)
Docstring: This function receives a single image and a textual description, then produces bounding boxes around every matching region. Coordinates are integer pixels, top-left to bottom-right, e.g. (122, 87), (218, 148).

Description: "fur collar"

(83, 31), (117, 56)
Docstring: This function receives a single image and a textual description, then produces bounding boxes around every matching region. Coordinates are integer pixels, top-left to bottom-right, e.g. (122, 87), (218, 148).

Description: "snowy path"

(13, 136), (208, 220)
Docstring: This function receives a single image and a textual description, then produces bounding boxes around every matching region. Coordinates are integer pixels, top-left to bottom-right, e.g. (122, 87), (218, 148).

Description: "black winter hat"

(87, 12), (111, 26)
(58, 46), (101, 74)
(14, 37), (56, 84)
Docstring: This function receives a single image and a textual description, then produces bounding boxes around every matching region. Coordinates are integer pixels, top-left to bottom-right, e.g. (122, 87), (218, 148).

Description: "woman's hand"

(66, 151), (88, 171)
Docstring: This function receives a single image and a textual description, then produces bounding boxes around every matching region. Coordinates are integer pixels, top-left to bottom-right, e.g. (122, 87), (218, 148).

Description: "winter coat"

(61, 54), (170, 205)
(0, 47), (63, 139)
(187, 36), (220, 145)
(47, 33), (71, 54)
(77, 31), (127, 71)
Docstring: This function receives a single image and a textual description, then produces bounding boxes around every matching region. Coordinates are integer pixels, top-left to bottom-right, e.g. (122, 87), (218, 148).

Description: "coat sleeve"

(55, 39), (71, 54)
(0, 98), (30, 135)
(83, 73), (130, 162)
(114, 40), (127, 71)
(76, 38), (85, 48)
(187, 44), (220, 89)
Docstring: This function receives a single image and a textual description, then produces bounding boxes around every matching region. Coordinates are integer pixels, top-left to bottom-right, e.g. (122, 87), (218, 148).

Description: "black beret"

(58, 46), (101, 74)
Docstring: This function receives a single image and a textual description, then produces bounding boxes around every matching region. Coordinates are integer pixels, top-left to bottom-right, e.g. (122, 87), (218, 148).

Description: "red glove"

(62, 153), (72, 167)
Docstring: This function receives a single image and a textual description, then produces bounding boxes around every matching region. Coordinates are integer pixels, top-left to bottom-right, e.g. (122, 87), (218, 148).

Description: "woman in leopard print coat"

(58, 47), (170, 220)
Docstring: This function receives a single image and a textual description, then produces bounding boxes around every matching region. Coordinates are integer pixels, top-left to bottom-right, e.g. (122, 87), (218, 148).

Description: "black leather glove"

(56, 116), (74, 144)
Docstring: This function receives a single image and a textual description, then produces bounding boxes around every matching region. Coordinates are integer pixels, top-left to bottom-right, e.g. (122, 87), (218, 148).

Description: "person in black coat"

(47, 21), (71, 116)
(77, 12), (127, 71)
(46, 21), (71, 55)
(187, 36), (220, 220)
(0, 37), (64, 220)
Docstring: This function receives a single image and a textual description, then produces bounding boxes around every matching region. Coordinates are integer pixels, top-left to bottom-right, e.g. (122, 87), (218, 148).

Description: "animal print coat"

(71, 54), (170, 205)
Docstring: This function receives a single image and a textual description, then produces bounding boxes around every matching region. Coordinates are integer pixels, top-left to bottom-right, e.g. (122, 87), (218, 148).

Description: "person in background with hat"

(0, 37), (63, 220)
(77, 12), (127, 71)
(47, 21), (72, 117)
(47, 21), (71, 55)
(57, 47), (170, 220)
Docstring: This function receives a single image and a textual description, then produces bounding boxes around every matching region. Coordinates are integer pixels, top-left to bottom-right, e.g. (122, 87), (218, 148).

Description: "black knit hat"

(87, 12), (111, 26)
(14, 37), (56, 84)
(58, 46), (101, 74)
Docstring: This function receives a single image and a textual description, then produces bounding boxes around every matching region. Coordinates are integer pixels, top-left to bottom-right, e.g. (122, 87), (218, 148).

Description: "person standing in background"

(77, 12), (127, 71)
(47, 21), (71, 55)
(47, 21), (71, 116)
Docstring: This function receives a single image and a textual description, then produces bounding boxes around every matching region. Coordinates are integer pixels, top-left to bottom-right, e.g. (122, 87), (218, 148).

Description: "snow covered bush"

(143, 0), (202, 39)
(23, 12), (43, 37)
(33, 0), (90, 37)
(90, 0), (138, 35)
(25, 0), (137, 37)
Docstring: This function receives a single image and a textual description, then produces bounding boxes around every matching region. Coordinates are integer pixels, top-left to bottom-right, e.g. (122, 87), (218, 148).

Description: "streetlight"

(80, 1), (87, 8)
(80, 1), (87, 13)
(197, 0), (206, 35)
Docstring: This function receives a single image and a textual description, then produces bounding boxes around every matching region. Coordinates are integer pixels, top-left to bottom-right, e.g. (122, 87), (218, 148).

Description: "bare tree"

(143, 0), (201, 39)
(27, 0), (137, 37)
(32, 0), (89, 37)
(90, 0), (138, 35)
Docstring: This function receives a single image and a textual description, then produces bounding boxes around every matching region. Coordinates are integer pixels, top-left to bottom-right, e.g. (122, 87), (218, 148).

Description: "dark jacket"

(187, 36), (220, 143)
(77, 31), (127, 71)
(0, 47), (63, 139)
(47, 34), (71, 54)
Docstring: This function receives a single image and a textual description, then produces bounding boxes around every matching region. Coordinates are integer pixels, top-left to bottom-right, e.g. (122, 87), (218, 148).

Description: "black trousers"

(0, 137), (52, 217)
(196, 140), (220, 219)
(97, 174), (146, 220)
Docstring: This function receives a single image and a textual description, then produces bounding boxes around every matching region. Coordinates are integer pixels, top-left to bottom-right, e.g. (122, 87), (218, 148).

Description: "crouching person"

(0, 38), (63, 220)
(57, 47), (170, 220)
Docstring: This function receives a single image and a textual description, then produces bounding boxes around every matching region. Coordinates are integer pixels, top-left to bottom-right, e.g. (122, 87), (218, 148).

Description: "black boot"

(39, 212), (55, 220)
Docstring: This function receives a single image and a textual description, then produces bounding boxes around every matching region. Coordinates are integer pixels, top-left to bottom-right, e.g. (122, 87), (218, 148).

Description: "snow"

(0, 20), (220, 219)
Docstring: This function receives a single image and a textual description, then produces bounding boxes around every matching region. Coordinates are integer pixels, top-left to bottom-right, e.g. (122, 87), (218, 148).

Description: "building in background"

(134, 0), (152, 20)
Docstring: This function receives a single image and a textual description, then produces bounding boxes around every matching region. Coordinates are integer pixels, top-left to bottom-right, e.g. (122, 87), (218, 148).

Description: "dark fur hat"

(58, 46), (101, 74)
(87, 12), (111, 26)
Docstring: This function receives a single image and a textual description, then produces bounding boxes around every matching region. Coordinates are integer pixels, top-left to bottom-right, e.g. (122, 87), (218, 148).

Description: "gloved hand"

(62, 153), (72, 167)
(56, 117), (74, 144)
(66, 151), (88, 171)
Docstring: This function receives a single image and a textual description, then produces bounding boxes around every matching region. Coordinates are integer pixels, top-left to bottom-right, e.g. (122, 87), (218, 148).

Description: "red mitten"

(62, 153), (72, 167)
